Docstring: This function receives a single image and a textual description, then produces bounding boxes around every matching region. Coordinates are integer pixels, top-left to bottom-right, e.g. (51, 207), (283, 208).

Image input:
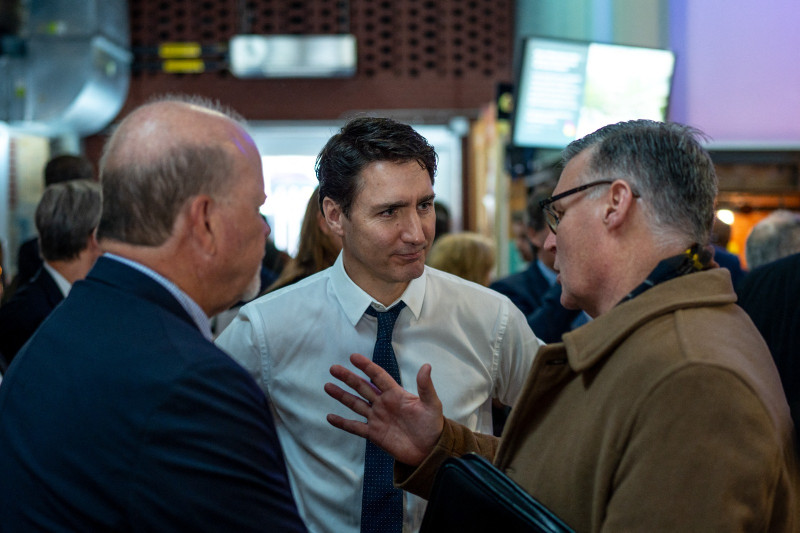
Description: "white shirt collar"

(329, 253), (426, 326)
(42, 261), (72, 297)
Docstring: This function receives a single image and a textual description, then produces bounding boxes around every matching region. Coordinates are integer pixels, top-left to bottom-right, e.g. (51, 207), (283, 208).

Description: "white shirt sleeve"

(494, 300), (544, 406)
(215, 307), (270, 395)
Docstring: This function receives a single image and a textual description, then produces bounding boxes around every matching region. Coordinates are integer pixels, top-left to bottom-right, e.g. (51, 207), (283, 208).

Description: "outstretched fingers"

(323, 382), (372, 418)
(347, 353), (401, 392)
(326, 412), (369, 439)
(328, 361), (381, 403)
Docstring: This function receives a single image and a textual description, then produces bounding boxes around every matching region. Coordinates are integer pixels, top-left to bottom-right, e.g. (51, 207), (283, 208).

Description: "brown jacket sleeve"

(394, 417), (500, 500)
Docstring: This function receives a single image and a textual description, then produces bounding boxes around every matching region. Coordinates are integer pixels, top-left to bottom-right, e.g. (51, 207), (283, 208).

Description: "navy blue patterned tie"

(361, 302), (405, 533)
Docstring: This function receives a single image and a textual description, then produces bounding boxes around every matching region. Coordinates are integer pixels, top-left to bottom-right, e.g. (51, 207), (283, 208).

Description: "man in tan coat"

(325, 120), (798, 531)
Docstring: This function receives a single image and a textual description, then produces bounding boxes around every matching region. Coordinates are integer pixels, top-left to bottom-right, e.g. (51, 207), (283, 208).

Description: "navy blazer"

(490, 262), (582, 343)
(0, 267), (64, 366)
(713, 245), (747, 289)
(16, 237), (43, 286)
(490, 261), (550, 317)
(0, 256), (306, 531)
(737, 252), (800, 457)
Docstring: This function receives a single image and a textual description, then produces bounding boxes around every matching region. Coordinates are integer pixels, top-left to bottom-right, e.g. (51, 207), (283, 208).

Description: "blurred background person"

(0, 180), (102, 367)
(509, 209), (535, 264)
(0, 242), (5, 303)
(744, 209), (800, 270)
(266, 186), (343, 292)
(0, 242), (5, 376)
(426, 231), (495, 286)
(433, 200), (452, 242)
(738, 209), (800, 457)
(12, 154), (95, 292)
(491, 187), (589, 343)
(710, 216), (746, 288)
(262, 229), (291, 280)
(737, 250), (800, 458)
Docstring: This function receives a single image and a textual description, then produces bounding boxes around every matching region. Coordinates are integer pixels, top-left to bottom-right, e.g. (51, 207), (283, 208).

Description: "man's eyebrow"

(373, 194), (435, 211)
(419, 194), (436, 204)
(374, 200), (409, 211)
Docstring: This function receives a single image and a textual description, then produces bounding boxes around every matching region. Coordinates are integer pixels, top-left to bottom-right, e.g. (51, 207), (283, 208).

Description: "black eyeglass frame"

(539, 179), (640, 234)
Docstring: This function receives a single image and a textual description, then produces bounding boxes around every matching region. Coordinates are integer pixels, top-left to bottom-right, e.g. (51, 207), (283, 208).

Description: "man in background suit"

(0, 96), (306, 531)
(490, 187), (588, 342)
(738, 251), (800, 458)
(0, 180), (102, 366)
(13, 154), (96, 289)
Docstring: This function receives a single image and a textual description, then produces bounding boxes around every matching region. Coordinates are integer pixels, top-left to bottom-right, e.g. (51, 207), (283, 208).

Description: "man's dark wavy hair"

(315, 117), (438, 217)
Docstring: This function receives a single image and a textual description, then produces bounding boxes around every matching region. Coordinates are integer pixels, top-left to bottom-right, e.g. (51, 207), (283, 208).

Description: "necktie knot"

(365, 302), (405, 343)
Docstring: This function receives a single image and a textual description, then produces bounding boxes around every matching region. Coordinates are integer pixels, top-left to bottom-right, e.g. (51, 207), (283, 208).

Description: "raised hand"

(324, 353), (445, 467)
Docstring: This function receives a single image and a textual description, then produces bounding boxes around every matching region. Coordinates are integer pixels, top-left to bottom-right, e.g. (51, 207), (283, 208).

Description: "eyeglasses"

(539, 180), (616, 234)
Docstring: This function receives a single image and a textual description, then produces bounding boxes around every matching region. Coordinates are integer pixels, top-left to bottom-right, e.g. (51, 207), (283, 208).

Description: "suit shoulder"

(490, 269), (529, 288)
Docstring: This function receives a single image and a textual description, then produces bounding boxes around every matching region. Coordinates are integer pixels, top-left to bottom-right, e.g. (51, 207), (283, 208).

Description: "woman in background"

(427, 231), (495, 286)
(265, 186), (342, 293)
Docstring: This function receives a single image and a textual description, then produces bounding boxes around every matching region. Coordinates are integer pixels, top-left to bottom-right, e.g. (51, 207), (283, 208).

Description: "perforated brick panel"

(124, 0), (514, 120)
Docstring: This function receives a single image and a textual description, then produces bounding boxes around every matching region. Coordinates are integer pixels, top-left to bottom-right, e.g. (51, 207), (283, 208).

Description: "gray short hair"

(563, 120), (718, 246)
(745, 210), (800, 270)
(97, 95), (246, 246)
(36, 180), (102, 261)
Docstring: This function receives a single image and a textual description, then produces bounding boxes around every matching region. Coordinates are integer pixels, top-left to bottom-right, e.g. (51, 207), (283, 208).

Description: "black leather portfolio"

(420, 453), (574, 533)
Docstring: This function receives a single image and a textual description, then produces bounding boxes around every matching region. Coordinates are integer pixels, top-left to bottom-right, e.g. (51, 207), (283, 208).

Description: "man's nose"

(401, 212), (425, 243)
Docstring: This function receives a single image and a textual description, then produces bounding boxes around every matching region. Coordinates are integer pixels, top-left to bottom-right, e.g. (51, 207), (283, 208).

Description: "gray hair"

(563, 120), (718, 246)
(36, 180), (102, 261)
(97, 95), (246, 246)
(745, 210), (800, 270)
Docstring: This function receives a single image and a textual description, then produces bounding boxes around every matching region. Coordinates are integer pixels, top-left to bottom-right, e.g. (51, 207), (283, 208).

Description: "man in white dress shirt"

(216, 117), (543, 533)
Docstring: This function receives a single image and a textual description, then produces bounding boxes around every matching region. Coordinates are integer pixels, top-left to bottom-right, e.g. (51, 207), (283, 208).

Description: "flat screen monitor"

(511, 37), (676, 148)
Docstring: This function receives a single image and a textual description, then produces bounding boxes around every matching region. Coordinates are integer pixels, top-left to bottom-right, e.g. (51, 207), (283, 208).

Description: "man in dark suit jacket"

(12, 154), (96, 288)
(737, 251), (800, 456)
(0, 180), (102, 366)
(490, 188), (585, 342)
(0, 97), (307, 531)
(0, 267), (63, 366)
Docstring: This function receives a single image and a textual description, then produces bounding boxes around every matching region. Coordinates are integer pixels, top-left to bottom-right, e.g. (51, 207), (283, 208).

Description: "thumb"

(416, 364), (440, 407)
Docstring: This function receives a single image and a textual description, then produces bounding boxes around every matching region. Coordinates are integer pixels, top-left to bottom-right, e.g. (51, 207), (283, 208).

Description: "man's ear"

(603, 180), (637, 231)
(322, 196), (346, 237)
(185, 194), (217, 254)
(87, 228), (100, 251)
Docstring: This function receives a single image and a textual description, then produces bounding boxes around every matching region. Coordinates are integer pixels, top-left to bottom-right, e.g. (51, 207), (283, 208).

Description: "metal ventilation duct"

(0, 0), (130, 136)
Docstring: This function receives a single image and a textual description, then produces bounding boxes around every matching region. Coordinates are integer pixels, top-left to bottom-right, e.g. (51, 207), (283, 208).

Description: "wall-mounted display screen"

(511, 37), (676, 148)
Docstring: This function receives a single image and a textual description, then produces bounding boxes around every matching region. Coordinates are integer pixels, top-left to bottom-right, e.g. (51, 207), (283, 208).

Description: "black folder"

(420, 453), (574, 533)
